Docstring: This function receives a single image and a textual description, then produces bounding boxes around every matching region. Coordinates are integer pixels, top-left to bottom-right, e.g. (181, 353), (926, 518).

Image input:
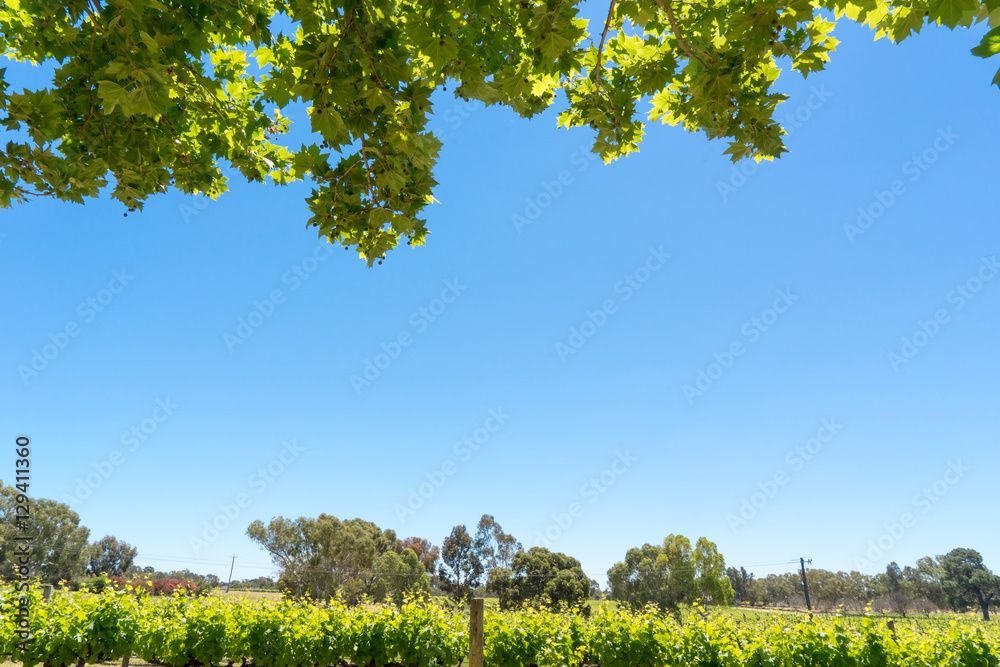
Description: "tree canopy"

(607, 534), (734, 615)
(940, 547), (1000, 621)
(2, 0), (997, 263)
(246, 513), (398, 603)
(0, 485), (91, 583)
(437, 524), (483, 603)
(487, 546), (591, 611)
(370, 546), (431, 607)
(86, 534), (138, 577)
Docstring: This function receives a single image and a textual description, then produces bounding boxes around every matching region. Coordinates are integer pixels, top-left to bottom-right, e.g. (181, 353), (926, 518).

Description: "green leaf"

(971, 26), (1000, 57)
(96, 81), (128, 114)
(928, 0), (979, 28)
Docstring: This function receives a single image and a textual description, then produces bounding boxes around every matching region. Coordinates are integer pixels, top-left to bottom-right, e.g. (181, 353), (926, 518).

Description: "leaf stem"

(594, 0), (618, 91)
(654, 0), (711, 69)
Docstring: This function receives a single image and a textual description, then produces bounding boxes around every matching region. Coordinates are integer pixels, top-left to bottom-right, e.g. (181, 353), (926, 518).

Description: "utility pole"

(799, 557), (812, 613)
(226, 555), (237, 593)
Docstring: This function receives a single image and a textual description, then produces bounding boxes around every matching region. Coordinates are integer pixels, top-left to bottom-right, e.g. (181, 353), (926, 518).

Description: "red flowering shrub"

(108, 577), (194, 596)
(151, 579), (196, 596)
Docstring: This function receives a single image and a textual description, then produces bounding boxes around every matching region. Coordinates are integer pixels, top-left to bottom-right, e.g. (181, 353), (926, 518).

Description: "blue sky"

(2, 13), (998, 587)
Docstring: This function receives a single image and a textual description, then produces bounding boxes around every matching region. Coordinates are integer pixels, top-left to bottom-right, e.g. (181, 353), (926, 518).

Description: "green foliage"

(0, 485), (90, 583)
(246, 513), (396, 604)
(488, 547), (591, 611)
(438, 524), (483, 604)
(1, 585), (1000, 667)
(608, 534), (733, 615)
(941, 548), (1000, 620)
(371, 547), (432, 607)
(474, 514), (522, 573)
(134, 595), (236, 667)
(1, 587), (139, 667)
(81, 575), (109, 593)
(397, 536), (441, 574)
(2, 0), (997, 264)
(86, 535), (138, 578)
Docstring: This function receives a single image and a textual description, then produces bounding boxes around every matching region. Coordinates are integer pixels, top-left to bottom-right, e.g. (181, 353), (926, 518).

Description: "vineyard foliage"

(2, 587), (999, 667)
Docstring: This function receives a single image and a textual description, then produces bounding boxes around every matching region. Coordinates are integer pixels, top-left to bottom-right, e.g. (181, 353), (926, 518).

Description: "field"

(3, 587), (999, 667)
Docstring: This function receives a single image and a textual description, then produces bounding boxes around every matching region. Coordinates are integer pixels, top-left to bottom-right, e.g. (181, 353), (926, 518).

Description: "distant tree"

(940, 548), (1000, 621)
(608, 534), (732, 616)
(873, 562), (911, 616)
(372, 548), (431, 607)
(749, 572), (801, 607)
(726, 566), (756, 605)
(86, 535), (138, 577)
(608, 536), (692, 615)
(247, 514), (395, 604)
(0, 486), (90, 583)
(906, 556), (947, 610)
(162, 569), (220, 587)
(588, 578), (603, 600)
(438, 525), (483, 604)
(396, 537), (440, 575)
(229, 576), (275, 590)
(487, 547), (589, 611)
(693, 538), (734, 610)
(474, 515), (522, 572)
(843, 570), (877, 606)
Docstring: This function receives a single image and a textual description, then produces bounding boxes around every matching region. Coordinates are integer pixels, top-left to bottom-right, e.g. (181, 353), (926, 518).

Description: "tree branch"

(593, 0), (618, 91)
(653, 0), (710, 69)
(359, 136), (376, 203)
(83, 0), (104, 33)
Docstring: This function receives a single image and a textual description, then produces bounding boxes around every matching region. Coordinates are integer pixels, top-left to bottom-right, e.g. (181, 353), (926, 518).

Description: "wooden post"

(469, 598), (484, 667)
(121, 656), (131, 667)
(42, 585), (53, 602)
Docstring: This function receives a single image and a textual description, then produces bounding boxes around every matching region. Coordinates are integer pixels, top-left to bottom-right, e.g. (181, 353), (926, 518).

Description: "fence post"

(42, 585), (52, 602)
(469, 598), (484, 667)
(122, 656), (131, 667)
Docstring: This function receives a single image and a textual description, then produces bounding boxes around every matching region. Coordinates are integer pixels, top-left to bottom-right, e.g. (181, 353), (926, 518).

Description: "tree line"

(0, 486), (140, 583)
(2, 484), (996, 620)
(728, 550), (1000, 620)
(247, 512), (737, 616)
(246, 513), (600, 611)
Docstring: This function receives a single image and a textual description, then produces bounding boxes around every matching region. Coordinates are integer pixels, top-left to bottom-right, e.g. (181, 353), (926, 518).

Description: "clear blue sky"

(2, 13), (998, 586)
